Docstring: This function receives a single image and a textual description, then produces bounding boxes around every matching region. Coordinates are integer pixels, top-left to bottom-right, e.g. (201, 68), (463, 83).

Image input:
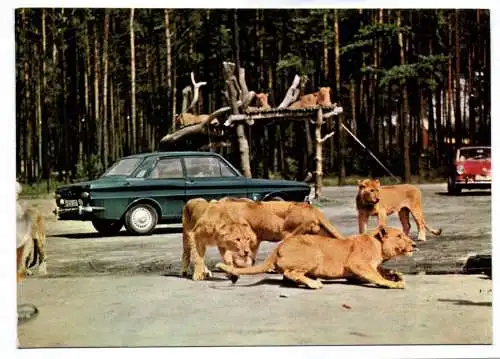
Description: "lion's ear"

(374, 225), (388, 241)
(358, 180), (365, 188)
(374, 179), (380, 185)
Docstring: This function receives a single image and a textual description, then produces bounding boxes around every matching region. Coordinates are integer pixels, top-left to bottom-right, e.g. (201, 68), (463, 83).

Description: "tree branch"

(278, 75), (302, 109)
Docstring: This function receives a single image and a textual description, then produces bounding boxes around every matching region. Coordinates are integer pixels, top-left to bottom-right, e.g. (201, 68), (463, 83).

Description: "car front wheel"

(447, 176), (462, 195)
(124, 203), (158, 235)
(91, 219), (123, 236)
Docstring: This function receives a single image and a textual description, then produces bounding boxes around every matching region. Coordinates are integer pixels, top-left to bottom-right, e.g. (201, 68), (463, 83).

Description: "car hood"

(458, 160), (491, 174)
(55, 176), (129, 196)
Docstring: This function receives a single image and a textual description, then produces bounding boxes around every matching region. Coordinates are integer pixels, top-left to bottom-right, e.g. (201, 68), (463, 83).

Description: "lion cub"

(216, 226), (417, 290)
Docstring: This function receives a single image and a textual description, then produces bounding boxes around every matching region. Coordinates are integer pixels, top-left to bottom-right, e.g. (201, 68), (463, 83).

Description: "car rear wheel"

(91, 219), (123, 236)
(447, 177), (462, 195)
(124, 203), (158, 235)
(267, 195), (285, 201)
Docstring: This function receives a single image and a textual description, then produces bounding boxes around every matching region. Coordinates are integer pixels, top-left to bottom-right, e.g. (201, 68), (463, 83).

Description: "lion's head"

(219, 222), (258, 268)
(372, 225), (418, 259)
(357, 179), (381, 207)
(255, 93), (270, 109)
(317, 87), (332, 106)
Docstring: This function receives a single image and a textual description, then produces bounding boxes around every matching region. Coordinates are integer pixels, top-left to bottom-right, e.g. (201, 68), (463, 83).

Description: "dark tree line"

(15, 8), (491, 184)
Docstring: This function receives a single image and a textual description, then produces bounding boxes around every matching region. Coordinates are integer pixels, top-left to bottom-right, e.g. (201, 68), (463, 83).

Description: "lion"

(356, 179), (442, 242)
(289, 87), (332, 109)
(316, 87), (332, 106)
(215, 197), (345, 242)
(180, 198), (258, 281)
(216, 225), (417, 290)
(255, 93), (271, 109)
(17, 207), (48, 281)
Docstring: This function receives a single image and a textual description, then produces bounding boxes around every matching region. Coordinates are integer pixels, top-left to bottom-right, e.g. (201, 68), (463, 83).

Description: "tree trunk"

(323, 11), (329, 81)
(233, 10), (241, 72)
(334, 9), (345, 185)
(165, 9), (174, 131)
(454, 10), (462, 147)
(109, 78), (116, 163)
(102, 9), (110, 169)
(398, 11), (411, 183)
(41, 8), (49, 180)
(93, 23), (101, 163)
(83, 12), (91, 161)
(130, 8), (137, 153)
(447, 13), (453, 148)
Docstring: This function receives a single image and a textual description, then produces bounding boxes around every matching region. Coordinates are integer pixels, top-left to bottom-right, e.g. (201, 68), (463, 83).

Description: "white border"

(2, 2), (498, 358)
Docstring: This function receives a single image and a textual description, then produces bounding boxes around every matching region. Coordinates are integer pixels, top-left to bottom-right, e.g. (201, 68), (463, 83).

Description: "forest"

(15, 8), (491, 187)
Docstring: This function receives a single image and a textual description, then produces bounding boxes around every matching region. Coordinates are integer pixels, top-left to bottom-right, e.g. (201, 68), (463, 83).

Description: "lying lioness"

(356, 179), (442, 241)
(181, 198), (258, 281)
(216, 225), (417, 289)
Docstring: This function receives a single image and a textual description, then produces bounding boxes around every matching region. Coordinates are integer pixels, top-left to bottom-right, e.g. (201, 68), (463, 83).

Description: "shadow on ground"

(435, 191), (491, 197)
(437, 298), (492, 307)
(53, 226), (183, 239)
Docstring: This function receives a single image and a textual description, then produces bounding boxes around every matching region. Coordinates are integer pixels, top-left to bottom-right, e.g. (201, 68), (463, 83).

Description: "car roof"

(122, 151), (220, 159)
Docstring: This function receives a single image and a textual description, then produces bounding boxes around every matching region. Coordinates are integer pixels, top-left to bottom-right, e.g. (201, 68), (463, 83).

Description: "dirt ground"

(16, 183), (493, 347)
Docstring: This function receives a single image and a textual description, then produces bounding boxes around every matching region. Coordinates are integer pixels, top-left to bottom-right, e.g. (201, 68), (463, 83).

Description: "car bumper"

(53, 205), (106, 220)
(455, 178), (491, 188)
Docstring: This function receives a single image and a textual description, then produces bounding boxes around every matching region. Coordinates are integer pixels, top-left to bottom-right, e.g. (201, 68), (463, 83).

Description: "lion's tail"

(315, 208), (345, 240)
(425, 224), (442, 236)
(216, 248), (278, 280)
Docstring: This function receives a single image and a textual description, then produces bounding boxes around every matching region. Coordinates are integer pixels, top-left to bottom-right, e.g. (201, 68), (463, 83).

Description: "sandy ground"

(16, 184), (492, 347)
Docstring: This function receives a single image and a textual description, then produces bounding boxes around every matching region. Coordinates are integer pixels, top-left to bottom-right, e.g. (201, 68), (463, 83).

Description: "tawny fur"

(255, 93), (271, 109)
(216, 226), (417, 290)
(17, 207), (48, 280)
(289, 87), (332, 109)
(180, 198), (258, 281)
(356, 179), (442, 241)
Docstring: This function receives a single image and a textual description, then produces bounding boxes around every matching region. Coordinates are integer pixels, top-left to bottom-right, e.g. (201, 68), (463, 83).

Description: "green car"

(54, 151), (312, 236)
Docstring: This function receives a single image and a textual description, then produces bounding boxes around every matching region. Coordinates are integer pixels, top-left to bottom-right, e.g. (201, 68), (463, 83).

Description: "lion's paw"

(192, 271), (206, 281)
(307, 280), (324, 290)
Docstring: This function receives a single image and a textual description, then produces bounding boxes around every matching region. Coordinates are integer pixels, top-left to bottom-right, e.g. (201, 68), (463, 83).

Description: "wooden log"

(314, 108), (324, 199)
(223, 61), (252, 178)
(159, 106), (230, 144)
(278, 74), (301, 109)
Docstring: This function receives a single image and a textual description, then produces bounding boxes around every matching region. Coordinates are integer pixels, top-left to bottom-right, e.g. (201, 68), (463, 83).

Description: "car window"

(103, 158), (142, 177)
(185, 156), (236, 178)
(148, 158), (184, 179)
(220, 160), (237, 177)
(458, 148), (491, 161)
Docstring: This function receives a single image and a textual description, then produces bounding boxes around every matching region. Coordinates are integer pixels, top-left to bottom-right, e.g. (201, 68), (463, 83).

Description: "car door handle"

(186, 180), (194, 184)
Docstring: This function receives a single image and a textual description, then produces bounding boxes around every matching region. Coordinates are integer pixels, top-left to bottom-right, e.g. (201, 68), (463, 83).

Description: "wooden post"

(223, 62), (252, 178)
(315, 108), (324, 199)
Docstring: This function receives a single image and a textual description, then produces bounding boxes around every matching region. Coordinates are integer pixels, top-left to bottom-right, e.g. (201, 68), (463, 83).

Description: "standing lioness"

(356, 179), (442, 241)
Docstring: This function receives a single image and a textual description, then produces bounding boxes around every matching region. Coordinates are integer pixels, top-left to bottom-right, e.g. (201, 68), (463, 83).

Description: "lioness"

(17, 207), (48, 280)
(356, 179), (442, 241)
(289, 87), (332, 109)
(216, 197), (345, 241)
(255, 93), (271, 109)
(216, 225), (417, 289)
(180, 198), (258, 281)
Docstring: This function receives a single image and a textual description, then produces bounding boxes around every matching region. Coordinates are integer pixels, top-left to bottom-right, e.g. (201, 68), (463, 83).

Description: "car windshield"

(458, 148), (491, 161)
(102, 158), (143, 177)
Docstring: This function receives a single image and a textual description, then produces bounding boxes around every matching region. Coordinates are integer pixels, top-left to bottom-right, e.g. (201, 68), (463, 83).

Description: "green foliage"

(75, 154), (104, 181)
(277, 54), (314, 76)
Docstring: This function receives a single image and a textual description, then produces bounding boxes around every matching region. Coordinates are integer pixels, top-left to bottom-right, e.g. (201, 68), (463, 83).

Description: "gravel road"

(16, 183), (492, 347)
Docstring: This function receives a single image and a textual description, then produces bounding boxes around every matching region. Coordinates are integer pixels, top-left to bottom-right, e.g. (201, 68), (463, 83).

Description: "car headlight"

(456, 165), (464, 175)
(58, 198), (65, 206)
(81, 192), (90, 199)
